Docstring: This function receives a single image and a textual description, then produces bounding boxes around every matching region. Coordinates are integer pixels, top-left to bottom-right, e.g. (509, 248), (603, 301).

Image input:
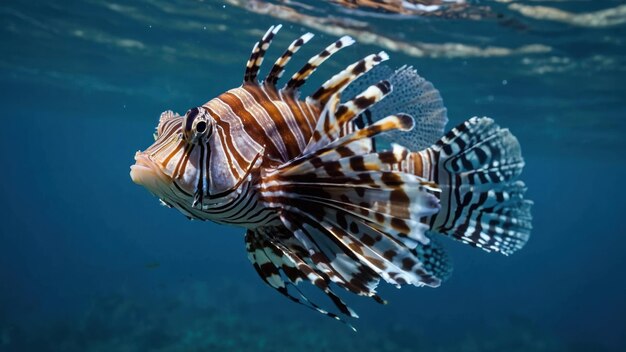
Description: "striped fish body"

(130, 25), (532, 327)
(203, 84), (320, 167)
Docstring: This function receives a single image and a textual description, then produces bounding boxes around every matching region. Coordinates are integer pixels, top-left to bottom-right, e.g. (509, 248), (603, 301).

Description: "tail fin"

(420, 117), (532, 255)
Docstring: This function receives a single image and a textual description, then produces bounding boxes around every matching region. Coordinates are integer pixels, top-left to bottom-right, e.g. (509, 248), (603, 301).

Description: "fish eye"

(182, 107), (213, 143)
(184, 108), (200, 133)
(196, 121), (207, 133)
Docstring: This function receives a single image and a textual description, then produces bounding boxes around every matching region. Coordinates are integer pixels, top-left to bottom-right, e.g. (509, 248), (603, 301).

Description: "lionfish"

(130, 25), (532, 328)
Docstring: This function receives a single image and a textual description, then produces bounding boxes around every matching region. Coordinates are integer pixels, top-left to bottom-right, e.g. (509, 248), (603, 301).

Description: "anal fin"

(245, 228), (359, 329)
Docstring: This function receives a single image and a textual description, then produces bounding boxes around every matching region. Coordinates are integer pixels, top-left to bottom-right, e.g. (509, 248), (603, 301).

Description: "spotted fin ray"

(343, 65), (448, 151)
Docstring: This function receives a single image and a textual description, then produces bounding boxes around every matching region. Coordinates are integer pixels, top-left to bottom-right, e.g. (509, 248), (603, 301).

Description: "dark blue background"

(1, 1), (625, 351)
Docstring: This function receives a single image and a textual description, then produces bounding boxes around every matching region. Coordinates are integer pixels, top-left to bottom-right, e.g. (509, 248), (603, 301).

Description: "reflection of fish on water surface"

(320, 0), (493, 19)
(130, 25), (532, 329)
(225, 0), (551, 59)
(227, 0), (626, 60)
(251, 0), (626, 26)
(233, 0), (530, 28)
(252, 0), (492, 18)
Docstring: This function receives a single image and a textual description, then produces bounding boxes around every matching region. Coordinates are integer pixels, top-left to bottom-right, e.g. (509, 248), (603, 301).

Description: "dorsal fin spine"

(244, 25), (282, 84)
(265, 32), (314, 87)
(310, 51), (389, 106)
(284, 36), (355, 92)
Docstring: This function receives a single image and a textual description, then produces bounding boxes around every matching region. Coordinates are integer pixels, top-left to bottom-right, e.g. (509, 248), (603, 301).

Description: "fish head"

(130, 107), (253, 215)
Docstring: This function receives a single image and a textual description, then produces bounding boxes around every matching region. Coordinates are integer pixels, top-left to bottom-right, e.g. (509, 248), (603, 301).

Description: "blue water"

(1, 1), (625, 351)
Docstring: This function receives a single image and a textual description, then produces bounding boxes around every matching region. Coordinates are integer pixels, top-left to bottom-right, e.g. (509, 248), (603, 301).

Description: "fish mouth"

(130, 152), (171, 195)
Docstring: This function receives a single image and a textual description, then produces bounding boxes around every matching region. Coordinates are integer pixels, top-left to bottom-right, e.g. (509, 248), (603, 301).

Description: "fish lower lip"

(130, 154), (157, 185)
(130, 163), (151, 172)
(130, 154), (171, 189)
(130, 164), (152, 185)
